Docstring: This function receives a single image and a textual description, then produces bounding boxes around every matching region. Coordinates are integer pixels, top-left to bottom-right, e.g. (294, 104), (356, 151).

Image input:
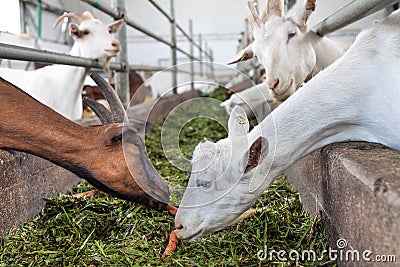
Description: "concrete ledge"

(0, 150), (80, 236)
(287, 142), (400, 266)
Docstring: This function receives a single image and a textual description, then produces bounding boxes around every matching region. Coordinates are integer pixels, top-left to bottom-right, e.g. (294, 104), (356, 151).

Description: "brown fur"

(0, 78), (169, 211)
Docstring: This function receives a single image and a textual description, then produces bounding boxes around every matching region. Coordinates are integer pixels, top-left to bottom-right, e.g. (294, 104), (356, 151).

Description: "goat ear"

(228, 106), (250, 139)
(267, 0), (284, 18)
(228, 43), (254, 65)
(244, 137), (268, 173)
(69, 23), (81, 38)
(290, 0), (316, 28)
(108, 19), (124, 33)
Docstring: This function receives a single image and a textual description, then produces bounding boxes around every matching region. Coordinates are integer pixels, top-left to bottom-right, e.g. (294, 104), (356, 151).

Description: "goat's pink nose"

(174, 218), (184, 231)
(175, 223), (184, 230)
(111, 40), (120, 51)
(268, 78), (280, 91)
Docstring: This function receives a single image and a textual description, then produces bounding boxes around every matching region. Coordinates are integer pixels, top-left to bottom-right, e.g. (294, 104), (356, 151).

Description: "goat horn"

(82, 11), (96, 19)
(267, 0), (284, 17)
(83, 97), (113, 124)
(247, 1), (263, 30)
(53, 12), (87, 28)
(90, 72), (127, 123)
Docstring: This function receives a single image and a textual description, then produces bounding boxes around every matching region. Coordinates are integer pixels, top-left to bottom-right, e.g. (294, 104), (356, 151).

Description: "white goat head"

(231, 0), (317, 101)
(175, 106), (269, 241)
(53, 11), (123, 60)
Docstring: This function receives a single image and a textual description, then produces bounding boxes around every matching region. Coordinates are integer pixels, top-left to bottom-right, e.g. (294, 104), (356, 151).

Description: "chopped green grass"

(0, 87), (335, 266)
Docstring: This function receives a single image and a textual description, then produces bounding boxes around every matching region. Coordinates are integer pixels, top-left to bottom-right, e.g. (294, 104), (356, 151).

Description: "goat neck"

(307, 31), (349, 79)
(0, 77), (170, 211)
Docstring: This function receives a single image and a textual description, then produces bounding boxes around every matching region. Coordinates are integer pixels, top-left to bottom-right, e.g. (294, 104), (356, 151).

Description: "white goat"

(0, 11), (123, 120)
(230, 0), (348, 101)
(220, 82), (275, 121)
(175, 9), (400, 241)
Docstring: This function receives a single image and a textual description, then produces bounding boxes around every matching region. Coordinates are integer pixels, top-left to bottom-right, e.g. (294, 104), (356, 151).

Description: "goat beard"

(103, 57), (111, 71)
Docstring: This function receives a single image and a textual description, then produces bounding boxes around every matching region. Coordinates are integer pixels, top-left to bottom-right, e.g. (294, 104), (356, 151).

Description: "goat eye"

(196, 180), (211, 188)
(288, 32), (296, 40)
(82, 30), (90, 35)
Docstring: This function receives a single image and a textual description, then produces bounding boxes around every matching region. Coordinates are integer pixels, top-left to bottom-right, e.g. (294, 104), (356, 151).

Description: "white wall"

(124, 0), (249, 70)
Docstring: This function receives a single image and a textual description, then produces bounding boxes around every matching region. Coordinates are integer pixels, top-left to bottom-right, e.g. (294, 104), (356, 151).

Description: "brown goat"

(0, 74), (170, 211)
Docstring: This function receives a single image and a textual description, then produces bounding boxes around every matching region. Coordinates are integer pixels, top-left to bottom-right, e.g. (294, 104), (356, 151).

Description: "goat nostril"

(111, 41), (120, 48)
(273, 79), (279, 89)
(175, 224), (184, 230)
(269, 78), (280, 91)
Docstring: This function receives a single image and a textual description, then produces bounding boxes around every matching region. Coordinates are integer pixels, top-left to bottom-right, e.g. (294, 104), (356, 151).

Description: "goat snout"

(174, 222), (185, 238)
(111, 40), (120, 51)
(268, 78), (280, 91)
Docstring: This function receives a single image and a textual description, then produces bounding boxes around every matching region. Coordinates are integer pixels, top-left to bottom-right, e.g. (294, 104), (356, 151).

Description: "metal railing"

(313, 0), (400, 36)
(81, 0), (213, 102)
(1, 0), (214, 107)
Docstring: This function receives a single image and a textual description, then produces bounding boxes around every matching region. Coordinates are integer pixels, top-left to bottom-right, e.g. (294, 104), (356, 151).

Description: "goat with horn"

(0, 11), (123, 120)
(230, 0), (348, 101)
(176, 8), (400, 241)
(0, 73), (173, 213)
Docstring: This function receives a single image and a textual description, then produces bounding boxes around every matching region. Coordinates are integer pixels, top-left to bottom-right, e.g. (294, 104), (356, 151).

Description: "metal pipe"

(82, 0), (198, 61)
(189, 19), (194, 91)
(37, 0), (42, 38)
(114, 0), (130, 108)
(81, 0), (120, 18)
(0, 43), (177, 73)
(176, 24), (192, 42)
(81, 0), (174, 47)
(0, 43), (122, 70)
(170, 0), (178, 94)
(147, 0), (174, 22)
(199, 34), (203, 76)
(147, 0), (195, 55)
(129, 65), (164, 72)
(193, 41), (208, 58)
(210, 49), (215, 80)
(20, 1), (27, 34)
(313, 0), (400, 36)
(22, 0), (65, 15)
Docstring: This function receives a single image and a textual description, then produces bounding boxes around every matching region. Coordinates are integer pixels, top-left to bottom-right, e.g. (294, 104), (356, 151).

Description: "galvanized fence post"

(114, 0), (130, 108)
(170, 0), (178, 94)
(199, 34), (203, 76)
(189, 19), (194, 91)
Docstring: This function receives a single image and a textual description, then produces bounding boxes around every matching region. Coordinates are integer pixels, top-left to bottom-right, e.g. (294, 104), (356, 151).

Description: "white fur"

(0, 14), (122, 120)
(233, 0), (348, 101)
(175, 9), (400, 241)
(220, 82), (274, 120)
